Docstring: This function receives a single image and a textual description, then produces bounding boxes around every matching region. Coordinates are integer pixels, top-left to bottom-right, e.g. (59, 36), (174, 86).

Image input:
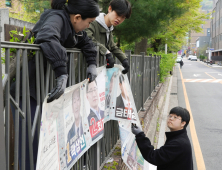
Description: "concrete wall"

(9, 18), (35, 30)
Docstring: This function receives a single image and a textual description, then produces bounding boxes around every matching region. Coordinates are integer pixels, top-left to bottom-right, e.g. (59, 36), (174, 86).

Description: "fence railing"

(0, 41), (160, 170)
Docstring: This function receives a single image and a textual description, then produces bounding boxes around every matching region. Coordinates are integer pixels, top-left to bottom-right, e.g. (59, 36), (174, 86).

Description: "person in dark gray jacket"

(10, 0), (100, 169)
(132, 106), (193, 170)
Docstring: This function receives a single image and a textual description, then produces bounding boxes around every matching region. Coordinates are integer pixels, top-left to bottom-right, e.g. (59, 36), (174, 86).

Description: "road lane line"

(205, 72), (216, 79)
(179, 67), (206, 170)
(190, 79), (201, 82)
(201, 79), (212, 82)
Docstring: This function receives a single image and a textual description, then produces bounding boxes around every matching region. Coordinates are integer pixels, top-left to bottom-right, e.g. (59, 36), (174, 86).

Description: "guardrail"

(0, 41), (160, 170)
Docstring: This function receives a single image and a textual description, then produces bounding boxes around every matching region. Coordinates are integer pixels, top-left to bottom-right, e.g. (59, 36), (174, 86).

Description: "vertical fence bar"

(125, 50), (131, 84)
(14, 49), (21, 170)
(96, 45), (99, 66)
(140, 52), (145, 111)
(26, 58), (34, 170)
(71, 53), (75, 85)
(153, 55), (157, 91)
(149, 54), (153, 99)
(5, 48), (10, 170)
(21, 50), (27, 170)
(78, 53), (81, 83)
(69, 53), (72, 87)
(39, 52), (45, 102)
(45, 62), (51, 95)
(0, 25), (6, 170)
(35, 51), (41, 141)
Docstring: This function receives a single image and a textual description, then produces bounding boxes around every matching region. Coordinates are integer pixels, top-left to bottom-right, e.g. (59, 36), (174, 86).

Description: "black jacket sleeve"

(75, 31), (97, 66)
(35, 14), (67, 78)
(136, 132), (183, 166)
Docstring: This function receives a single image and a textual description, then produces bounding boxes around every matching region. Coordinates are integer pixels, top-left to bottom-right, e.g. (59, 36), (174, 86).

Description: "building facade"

(189, 10), (211, 55)
(211, 0), (222, 60)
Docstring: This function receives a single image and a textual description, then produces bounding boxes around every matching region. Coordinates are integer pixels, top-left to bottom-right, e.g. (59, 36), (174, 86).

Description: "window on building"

(207, 29), (210, 36)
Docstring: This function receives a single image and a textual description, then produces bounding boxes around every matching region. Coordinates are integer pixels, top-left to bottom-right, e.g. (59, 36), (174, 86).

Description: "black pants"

(11, 97), (39, 170)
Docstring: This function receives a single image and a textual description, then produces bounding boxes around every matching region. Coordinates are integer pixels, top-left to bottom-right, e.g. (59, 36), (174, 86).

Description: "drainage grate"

(170, 93), (177, 95)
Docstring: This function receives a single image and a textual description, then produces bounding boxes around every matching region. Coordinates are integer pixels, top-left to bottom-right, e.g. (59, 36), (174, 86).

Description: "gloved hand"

(47, 74), (68, 103)
(106, 53), (115, 68)
(131, 123), (143, 135)
(122, 58), (130, 74)
(87, 64), (98, 83)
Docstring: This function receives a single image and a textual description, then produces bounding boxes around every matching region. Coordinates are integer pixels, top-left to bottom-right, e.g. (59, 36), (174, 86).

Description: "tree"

(149, 0), (210, 53)
(100, 0), (190, 53)
(9, 0), (50, 23)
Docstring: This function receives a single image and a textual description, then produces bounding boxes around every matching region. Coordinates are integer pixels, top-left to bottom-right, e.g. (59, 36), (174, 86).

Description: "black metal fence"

(0, 41), (160, 170)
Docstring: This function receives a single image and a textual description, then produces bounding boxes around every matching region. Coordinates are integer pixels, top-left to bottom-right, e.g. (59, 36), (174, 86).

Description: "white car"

(191, 56), (197, 61)
(176, 57), (182, 63)
(188, 55), (193, 60)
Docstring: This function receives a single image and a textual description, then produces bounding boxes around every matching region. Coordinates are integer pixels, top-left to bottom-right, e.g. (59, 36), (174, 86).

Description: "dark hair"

(119, 74), (125, 84)
(169, 107), (190, 128)
(51, 0), (99, 19)
(86, 79), (97, 92)
(109, 0), (132, 19)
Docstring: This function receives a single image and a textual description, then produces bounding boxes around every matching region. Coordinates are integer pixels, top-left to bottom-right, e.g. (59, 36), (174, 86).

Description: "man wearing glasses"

(66, 88), (85, 165)
(86, 80), (104, 141)
(131, 106), (193, 170)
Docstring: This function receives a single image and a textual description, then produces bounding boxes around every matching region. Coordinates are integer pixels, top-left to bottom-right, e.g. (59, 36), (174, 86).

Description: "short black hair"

(86, 79), (97, 92)
(119, 74), (125, 84)
(169, 107), (190, 128)
(109, 0), (132, 19)
(51, 0), (99, 19)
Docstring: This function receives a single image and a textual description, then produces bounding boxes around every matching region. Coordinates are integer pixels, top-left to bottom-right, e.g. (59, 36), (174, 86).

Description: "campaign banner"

(36, 65), (154, 170)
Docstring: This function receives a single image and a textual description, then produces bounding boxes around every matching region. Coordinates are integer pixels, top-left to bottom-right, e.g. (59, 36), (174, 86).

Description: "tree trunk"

(134, 38), (148, 55)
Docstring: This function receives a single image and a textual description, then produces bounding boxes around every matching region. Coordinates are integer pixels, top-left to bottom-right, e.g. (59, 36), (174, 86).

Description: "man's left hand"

(122, 58), (130, 74)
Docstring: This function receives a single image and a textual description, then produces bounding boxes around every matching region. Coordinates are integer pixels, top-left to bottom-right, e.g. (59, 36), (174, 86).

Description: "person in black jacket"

(180, 59), (184, 69)
(10, 0), (100, 169)
(131, 106), (193, 170)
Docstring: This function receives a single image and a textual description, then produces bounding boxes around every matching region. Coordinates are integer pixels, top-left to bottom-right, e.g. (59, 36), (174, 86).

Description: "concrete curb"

(157, 76), (173, 148)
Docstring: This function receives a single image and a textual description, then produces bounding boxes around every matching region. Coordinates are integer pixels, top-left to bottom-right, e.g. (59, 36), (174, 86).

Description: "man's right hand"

(87, 64), (98, 83)
(47, 74), (68, 103)
(105, 53), (115, 68)
(131, 123), (143, 135)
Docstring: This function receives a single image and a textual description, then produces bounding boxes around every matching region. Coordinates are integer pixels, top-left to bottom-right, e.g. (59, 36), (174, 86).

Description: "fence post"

(149, 54), (153, 100)
(0, 24), (7, 170)
(157, 55), (160, 87)
(154, 55), (157, 92)
(96, 43), (100, 66)
(140, 52), (145, 111)
(125, 50), (131, 84)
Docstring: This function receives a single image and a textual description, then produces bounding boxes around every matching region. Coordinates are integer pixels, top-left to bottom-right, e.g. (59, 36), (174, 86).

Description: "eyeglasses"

(167, 115), (182, 120)
(87, 87), (98, 94)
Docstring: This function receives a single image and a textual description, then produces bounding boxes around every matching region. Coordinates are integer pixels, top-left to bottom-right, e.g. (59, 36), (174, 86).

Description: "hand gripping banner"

(36, 65), (155, 170)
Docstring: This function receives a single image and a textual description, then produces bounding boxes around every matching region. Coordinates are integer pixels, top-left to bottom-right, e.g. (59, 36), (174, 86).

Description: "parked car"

(191, 56), (197, 61)
(188, 55), (193, 60)
(176, 57), (182, 63)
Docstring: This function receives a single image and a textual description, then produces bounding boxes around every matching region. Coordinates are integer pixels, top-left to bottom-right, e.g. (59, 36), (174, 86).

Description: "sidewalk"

(157, 66), (178, 148)
(199, 60), (222, 68)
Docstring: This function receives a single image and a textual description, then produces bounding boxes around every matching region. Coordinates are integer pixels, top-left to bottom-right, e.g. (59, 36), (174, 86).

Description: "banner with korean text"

(36, 65), (154, 170)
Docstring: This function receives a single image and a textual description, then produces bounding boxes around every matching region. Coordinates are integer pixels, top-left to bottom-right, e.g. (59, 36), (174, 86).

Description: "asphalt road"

(177, 58), (222, 170)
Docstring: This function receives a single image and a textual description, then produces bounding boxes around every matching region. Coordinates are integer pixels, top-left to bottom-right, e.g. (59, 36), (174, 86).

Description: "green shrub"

(158, 53), (176, 82)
